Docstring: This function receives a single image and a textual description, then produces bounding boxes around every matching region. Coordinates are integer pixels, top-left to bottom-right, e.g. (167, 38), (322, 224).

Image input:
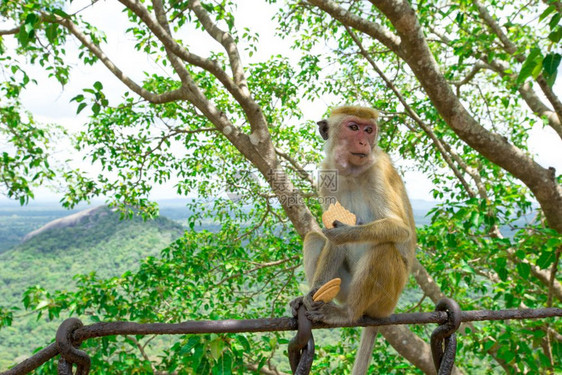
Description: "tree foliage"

(0, 0), (561, 373)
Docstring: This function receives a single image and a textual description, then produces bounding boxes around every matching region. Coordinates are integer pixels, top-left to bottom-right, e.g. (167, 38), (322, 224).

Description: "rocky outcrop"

(22, 206), (110, 242)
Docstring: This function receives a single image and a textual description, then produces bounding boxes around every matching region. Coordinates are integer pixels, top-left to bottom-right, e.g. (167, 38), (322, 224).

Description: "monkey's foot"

(312, 278), (341, 303)
(289, 296), (304, 317)
(305, 301), (348, 324)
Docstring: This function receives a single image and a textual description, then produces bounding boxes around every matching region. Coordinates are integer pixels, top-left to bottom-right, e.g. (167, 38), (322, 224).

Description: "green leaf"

(179, 336), (201, 354)
(192, 345), (205, 370)
(53, 9), (70, 19)
(71, 94), (85, 103)
(209, 338), (225, 360)
(45, 24), (58, 44)
(76, 102), (87, 114)
(536, 250), (555, 269)
(539, 5), (556, 22)
(548, 26), (562, 43)
(532, 59), (544, 79)
(549, 13), (561, 30)
(94, 81), (103, 91)
(24, 23), (34, 34)
(531, 330), (546, 339)
(516, 262), (531, 279)
(235, 334), (251, 351)
(214, 353), (233, 375)
(470, 211), (480, 228)
(543, 53), (561, 76)
(517, 48), (542, 84)
(16, 27), (30, 47)
(483, 340), (495, 351)
(24, 13), (39, 27)
(496, 268), (507, 281)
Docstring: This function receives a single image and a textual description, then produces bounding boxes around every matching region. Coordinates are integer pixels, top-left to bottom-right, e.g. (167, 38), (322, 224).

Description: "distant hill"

(0, 204), (84, 254)
(21, 205), (110, 242)
(0, 199), (203, 254)
(0, 205), (185, 368)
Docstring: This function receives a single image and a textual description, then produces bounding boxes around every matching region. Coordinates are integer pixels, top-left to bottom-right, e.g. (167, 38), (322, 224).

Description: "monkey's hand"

(322, 220), (356, 245)
(290, 296), (304, 317)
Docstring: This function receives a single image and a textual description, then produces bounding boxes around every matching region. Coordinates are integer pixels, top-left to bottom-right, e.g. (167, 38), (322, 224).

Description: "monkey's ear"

(317, 119), (329, 140)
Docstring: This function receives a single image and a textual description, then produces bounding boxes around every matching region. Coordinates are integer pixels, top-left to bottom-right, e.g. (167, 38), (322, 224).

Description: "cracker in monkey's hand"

(313, 278), (341, 303)
(322, 201), (356, 229)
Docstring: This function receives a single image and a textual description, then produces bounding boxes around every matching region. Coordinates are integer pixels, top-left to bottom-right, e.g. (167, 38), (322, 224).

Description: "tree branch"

(118, 0), (244, 107)
(124, 335), (156, 373)
(153, 0), (192, 86)
(449, 62), (487, 88)
(430, 23), (561, 139)
(119, 0), (270, 141)
(246, 362), (290, 375)
(275, 149), (315, 188)
(0, 26), (19, 35)
(306, 0), (403, 57)
(187, 0), (250, 97)
(121, 0), (317, 238)
(472, 0), (519, 57)
(217, 256), (299, 287)
(536, 76), (562, 125)
(52, 14), (185, 104)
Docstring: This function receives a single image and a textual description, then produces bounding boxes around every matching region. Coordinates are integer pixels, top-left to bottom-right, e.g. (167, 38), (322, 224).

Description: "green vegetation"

(0, 206), (184, 368)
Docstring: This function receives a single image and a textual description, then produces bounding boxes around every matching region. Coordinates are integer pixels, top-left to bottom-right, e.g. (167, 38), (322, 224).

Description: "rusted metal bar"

(74, 317), (298, 341)
(0, 343), (58, 375)
(460, 307), (561, 322)
(66, 307), (561, 341)
(1, 307), (560, 375)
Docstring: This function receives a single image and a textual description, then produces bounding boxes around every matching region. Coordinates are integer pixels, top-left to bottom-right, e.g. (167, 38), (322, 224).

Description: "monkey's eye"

(348, 122), (359, 131)
(365, 127), (374, 134)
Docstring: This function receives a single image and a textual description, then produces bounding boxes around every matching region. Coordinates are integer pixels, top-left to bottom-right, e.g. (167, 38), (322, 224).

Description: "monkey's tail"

(351, 326), (379, 375)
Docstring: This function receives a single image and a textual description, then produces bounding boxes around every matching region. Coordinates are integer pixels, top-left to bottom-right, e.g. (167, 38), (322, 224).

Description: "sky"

(1, 0), (561, 205)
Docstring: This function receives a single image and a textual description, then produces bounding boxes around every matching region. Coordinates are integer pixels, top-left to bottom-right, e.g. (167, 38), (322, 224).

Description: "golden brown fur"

(293, 106), (416, 375)
(331, 105), (379, 120)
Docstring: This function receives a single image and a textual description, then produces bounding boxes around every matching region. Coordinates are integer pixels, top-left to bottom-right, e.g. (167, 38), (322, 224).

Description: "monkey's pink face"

(340, 118), (377, 166)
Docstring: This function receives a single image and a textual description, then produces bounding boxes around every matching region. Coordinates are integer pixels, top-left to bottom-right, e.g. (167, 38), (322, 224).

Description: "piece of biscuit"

(313, 278), (341, 303)
(322, 201), (356, 229)
(314, 277), (341, 295)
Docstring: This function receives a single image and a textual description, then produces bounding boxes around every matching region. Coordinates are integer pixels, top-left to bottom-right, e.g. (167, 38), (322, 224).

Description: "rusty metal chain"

(431, 298), (461, 375)
(288, 305), (315, 375)
(55, 318), (91, 375)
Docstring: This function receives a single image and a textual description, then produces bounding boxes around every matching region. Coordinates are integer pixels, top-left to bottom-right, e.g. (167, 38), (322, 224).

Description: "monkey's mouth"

(351, 152), (368, 159)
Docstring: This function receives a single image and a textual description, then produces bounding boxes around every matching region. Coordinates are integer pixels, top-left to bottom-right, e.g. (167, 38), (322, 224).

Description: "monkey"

(291, 106), (416, 375)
